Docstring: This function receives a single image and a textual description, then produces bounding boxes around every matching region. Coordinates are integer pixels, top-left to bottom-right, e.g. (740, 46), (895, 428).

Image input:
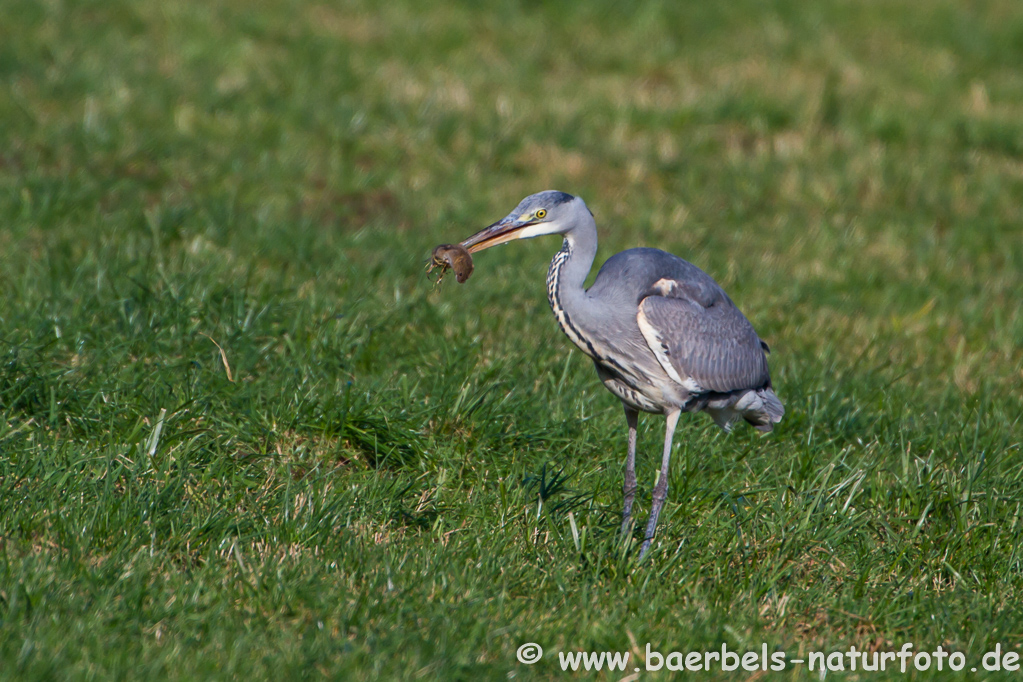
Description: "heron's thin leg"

(640, 409), (681, 558)
(621, 406), (639, 535)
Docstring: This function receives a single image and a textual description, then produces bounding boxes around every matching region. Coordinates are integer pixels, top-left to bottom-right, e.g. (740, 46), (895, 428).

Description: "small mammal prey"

(427, 243), (474, 283)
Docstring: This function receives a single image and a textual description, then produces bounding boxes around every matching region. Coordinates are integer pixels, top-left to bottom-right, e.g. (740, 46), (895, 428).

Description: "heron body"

(459, 191), (783, 557)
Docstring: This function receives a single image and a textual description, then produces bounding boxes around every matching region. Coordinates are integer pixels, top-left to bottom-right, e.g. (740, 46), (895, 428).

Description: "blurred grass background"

(1, 0), (1022, 678)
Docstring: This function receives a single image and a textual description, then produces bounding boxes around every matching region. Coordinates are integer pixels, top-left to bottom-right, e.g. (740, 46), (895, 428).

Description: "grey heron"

(457, 191), (784, 557)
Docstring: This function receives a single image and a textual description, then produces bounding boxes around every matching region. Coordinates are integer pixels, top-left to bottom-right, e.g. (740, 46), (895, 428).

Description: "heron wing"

(636, 283), (770, 393)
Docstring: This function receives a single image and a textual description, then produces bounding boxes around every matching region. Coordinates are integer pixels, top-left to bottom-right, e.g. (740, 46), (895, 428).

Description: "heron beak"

(460, 217), (538, 254)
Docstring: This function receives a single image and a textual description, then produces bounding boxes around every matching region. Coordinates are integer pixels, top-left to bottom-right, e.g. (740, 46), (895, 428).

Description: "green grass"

(2, 0), (1023, 678)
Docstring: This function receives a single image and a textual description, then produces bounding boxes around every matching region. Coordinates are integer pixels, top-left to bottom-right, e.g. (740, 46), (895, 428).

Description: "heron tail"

(737, 387), (785, 433)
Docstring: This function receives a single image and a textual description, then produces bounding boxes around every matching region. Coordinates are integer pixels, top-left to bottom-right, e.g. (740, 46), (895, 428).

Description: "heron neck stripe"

(546, 243), (600, 360)
(599, 357), (645, 392)
(548, 243), (661, 399)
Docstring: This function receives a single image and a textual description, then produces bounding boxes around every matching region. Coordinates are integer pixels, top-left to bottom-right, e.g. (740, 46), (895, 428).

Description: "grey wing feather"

(637, 290), (770, 394)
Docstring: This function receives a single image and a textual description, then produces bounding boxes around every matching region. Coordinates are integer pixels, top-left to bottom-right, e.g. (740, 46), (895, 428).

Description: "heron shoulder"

(589, 247), (729, 307)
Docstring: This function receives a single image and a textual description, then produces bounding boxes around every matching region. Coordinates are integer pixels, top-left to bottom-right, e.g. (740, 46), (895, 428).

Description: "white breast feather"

(651, 278), (679, 296)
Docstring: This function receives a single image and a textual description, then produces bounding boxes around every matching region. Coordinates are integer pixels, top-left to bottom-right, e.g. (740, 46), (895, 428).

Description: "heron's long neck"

(546, 222), (602, 358)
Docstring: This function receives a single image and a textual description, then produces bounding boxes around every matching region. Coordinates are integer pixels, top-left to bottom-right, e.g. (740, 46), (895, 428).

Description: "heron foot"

(621, 514), (634, 538)
(638, 492), (667, 559)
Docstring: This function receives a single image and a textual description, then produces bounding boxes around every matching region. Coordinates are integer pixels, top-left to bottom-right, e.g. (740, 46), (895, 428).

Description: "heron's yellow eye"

(535, 209), (547, 219)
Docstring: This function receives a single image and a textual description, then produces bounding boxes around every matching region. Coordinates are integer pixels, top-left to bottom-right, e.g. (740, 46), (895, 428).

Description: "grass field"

(2, 0), (1023, 678)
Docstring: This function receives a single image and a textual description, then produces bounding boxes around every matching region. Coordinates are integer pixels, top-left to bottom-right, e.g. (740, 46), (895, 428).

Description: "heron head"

(460, 191), (590, 254)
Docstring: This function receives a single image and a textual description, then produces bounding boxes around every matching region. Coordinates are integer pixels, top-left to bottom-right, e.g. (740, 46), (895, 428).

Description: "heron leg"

(640, 409), (681, 558)
(621, 406), (639, 535)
